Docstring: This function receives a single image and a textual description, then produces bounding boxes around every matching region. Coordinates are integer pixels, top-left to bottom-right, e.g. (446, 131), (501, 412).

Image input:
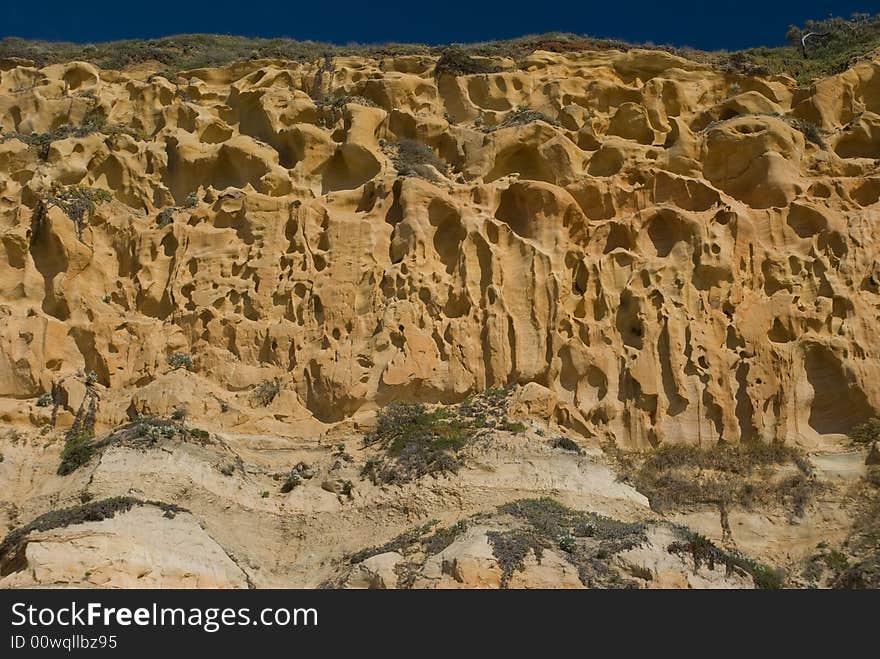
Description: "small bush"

(851, 419), (880, 445)
(557, 533), (577, 553)
(58, 394), (98, 475)
(349, 520), (439, 564)
(58, 435), (95, 475)
(361, 402), (474, 484)
(788, 117), (827, 148)
(280, 462), (314, 493)
(315, 94), (379, 127)
(498, 420), (526, 433)
(668, 530), (785, 589)
(824, 549), (850, 572)
(156, 207), (176, 228)
(435, 47), (502, 76)
(617, 441), (818, 516)
(251, 378), (281, 406)
(485, 107), (560, 132)
(36, 392), (53, 407)
(36, 184), (112, 240)
(167, 352), (194, 371)
(389, 139), (445, 181)
(550, 436), (583, 455)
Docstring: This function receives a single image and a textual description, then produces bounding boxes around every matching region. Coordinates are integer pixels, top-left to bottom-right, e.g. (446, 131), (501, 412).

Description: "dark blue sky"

(2, 2), (876, 50)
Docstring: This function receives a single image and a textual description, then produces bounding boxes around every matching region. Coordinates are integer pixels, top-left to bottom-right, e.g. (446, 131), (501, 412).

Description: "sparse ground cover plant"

(667, 529), (786, 589)
(349, 520), (440, 564)
(495, 498), (647, 588)
(606, 440), (820, 519)
(487, 529), (545, 586)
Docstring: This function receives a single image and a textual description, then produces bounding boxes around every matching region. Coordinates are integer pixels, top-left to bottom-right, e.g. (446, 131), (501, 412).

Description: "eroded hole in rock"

(805, 344), (873, 435)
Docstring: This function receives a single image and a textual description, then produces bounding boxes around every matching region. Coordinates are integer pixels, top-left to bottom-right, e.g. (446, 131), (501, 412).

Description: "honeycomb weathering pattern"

(1, 48), (880, 448)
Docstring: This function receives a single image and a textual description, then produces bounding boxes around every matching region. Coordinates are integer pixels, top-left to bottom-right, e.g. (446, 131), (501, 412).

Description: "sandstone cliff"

(1, 46), (879, 588)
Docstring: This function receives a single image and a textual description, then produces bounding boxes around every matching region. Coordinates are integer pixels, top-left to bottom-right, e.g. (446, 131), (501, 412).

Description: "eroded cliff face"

(2, 48), (880, 449)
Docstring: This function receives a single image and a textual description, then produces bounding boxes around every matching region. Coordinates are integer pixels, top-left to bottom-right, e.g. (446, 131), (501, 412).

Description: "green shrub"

(616, 441), (818, 516)
(485, 107), (560, 132)
(667, 530), (785, 589)
(349, 520), (439, 564)
(851, 418), (880, 445)
(58, 434), (95, 475)
(280, 462), (314, 493)
(487, 529), (545, 587)
(58, 394), (98, 475)
(434, 47), (502, 76)
(36, 392), (53, 407)
(788, 118), (827, 148)
(389, 139), (445, 181)
(824, 549), (850, 572)
(550, 436), (584, 455)
(498, 420), (526, 433)
(361, 402), (472, 484)
(251, 378), (281, 406)
(167, 352), (194, 371)
(36, 184), (112, 240)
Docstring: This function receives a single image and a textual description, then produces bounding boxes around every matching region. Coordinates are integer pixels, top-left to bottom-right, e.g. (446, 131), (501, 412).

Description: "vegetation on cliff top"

(2, 14), (879, 84)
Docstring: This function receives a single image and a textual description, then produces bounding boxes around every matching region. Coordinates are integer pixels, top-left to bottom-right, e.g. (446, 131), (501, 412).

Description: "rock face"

(2, 49), (880, 448)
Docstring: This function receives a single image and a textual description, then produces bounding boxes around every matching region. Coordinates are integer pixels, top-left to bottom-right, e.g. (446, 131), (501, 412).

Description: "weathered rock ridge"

(2, 47), (880, 449)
